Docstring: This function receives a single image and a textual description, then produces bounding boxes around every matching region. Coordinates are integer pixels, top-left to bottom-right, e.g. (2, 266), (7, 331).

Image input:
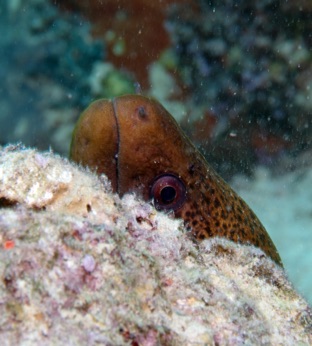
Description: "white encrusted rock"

(0, 146), (311, 345)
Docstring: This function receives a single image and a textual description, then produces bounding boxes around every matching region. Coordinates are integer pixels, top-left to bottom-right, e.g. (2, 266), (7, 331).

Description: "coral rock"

(0, 146), (311, 345)
(57, 0), (191, 87)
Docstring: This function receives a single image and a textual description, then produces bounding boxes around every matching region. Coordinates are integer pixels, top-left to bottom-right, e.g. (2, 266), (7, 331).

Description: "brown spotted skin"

(70, 94), (282, 266)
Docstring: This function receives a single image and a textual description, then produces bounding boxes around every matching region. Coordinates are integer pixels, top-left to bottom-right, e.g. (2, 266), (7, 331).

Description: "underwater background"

(1, 0), (311, 304)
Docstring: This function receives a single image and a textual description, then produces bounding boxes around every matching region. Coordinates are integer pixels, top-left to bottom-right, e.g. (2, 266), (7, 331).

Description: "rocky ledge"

(0, 145), (311, 345)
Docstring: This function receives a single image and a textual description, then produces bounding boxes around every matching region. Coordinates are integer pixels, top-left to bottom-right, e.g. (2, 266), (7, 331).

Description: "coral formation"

(168, 0), (312, 176)
(88, 62), (136, 99)
(0, 0), (104, 152)
(0, 146), (311, 344)
(56, 0), (191, 88)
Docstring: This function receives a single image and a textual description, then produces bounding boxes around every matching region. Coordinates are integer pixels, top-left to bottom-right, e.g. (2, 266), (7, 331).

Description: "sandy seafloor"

(232, 165), (312, 305)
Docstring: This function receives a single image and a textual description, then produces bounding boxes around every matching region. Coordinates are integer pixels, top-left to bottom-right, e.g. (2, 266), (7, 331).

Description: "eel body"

(70, 94), (282, 265)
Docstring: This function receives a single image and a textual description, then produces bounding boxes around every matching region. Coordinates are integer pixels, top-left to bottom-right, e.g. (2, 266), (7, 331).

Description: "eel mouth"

(112, 97), (120, 194)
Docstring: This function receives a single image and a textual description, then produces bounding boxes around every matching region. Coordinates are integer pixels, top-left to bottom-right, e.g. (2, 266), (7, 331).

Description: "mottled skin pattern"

(70, 94), (282, 266)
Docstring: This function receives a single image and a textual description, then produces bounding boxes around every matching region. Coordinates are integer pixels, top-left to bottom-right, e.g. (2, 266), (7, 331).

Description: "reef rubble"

(0, 145), (311, 345)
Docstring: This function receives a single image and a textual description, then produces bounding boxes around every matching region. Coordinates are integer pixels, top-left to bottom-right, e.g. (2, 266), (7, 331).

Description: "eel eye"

(150, 174), (186, 211)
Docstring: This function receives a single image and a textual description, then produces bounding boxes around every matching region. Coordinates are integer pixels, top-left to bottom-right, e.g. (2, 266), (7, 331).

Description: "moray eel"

(70, 94), (282, 265)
